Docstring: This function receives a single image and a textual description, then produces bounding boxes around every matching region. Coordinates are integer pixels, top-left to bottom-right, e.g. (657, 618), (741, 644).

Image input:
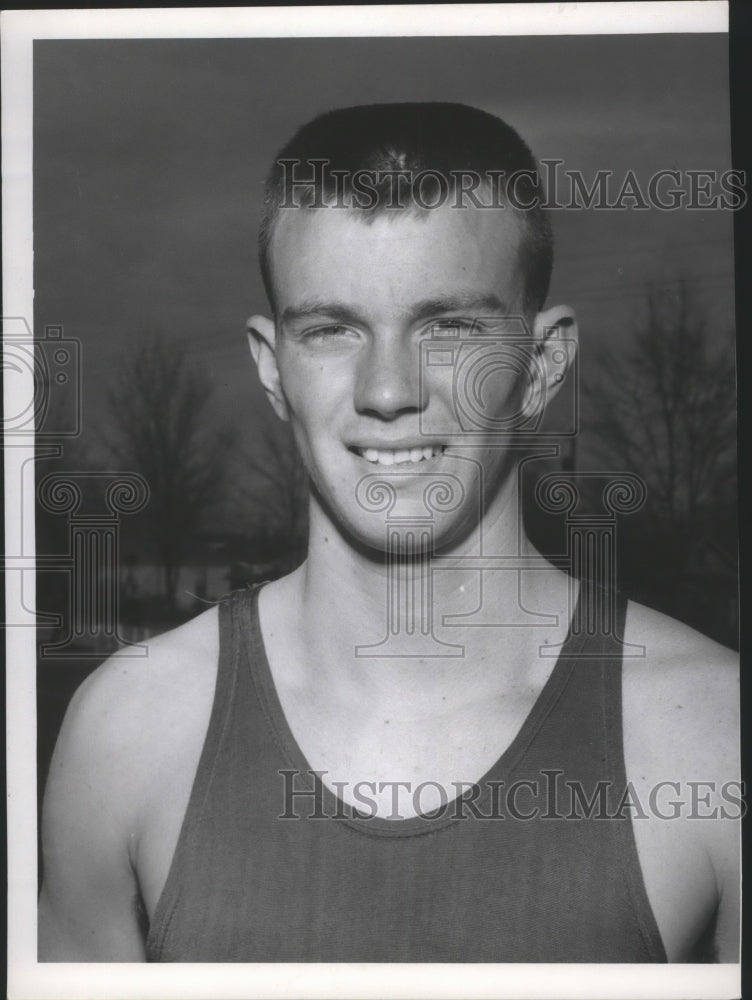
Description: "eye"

(304, 324), (356, 341)
(426, 319), (474, 338)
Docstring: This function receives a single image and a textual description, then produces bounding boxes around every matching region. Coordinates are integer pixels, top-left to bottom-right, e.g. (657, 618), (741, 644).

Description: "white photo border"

(3, 4), (739, 1000)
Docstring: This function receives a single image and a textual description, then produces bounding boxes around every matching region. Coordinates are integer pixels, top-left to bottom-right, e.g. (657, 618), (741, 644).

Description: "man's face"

(262, 202), (539, 551)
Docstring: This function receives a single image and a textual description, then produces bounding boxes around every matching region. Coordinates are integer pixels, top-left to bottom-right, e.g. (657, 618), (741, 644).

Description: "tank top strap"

(568, 582), (631, 797)
(200, 587), (253, 762)
(573, 585), (665, 961)
(146, 586), (261, 960)
(568, 578), (628, 657)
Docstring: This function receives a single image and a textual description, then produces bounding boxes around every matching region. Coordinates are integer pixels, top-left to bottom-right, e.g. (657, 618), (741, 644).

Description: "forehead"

(268, 204), (525, 314)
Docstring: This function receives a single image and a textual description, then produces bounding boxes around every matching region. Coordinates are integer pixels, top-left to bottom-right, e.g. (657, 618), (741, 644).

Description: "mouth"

(350, 444), (446, 467)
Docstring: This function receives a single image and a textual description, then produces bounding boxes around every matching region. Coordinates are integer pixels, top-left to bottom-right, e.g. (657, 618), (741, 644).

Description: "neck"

(288, 474), (558, 690)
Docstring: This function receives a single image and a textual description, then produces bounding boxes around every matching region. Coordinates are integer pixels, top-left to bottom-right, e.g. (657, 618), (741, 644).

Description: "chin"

(312, 454), (489, 554)
(335, 504), (478, 562)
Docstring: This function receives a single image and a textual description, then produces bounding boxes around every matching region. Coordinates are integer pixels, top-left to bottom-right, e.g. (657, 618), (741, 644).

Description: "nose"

(353, 334), (425, 419)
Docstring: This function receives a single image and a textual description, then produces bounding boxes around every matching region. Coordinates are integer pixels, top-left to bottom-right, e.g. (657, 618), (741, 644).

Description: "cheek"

(276, 353), (346, 469)
(281, 364), (361, 451)
(276, 349), (324, 426)
(441, 358), (528, 432)
(481, 367), (525, 409)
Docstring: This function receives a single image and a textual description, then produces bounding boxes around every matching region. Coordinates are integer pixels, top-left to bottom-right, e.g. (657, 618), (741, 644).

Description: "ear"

(246, 314), (289, 422)
(520, 304), (578, 422)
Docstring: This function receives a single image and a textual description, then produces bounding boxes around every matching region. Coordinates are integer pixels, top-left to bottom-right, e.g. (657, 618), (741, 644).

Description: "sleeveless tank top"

(146, 583), (667, 963)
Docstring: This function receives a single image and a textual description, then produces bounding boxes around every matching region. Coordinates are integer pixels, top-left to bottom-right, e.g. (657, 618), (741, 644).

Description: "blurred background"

(33, 34), (737, 821)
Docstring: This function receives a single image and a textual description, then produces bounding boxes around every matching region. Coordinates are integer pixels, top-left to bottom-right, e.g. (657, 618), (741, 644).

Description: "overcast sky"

(33, 33), (735, 457)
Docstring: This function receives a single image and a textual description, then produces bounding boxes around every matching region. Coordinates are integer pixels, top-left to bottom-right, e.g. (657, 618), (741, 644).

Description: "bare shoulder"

(43, 601), (221, 846)
(90, 603), (219, 720)
(60, 604), (220, 777)
(621, 598), (740, 960)
(39, 605), (220, 960)
(622, 599), (739, 771)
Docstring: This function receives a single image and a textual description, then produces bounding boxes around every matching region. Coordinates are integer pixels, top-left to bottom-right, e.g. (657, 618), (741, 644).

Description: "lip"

(348, 440), (446, 451)
(347, 442), (448, 469)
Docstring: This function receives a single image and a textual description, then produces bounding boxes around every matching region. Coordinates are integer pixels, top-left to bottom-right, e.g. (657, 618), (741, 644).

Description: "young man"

(38, 103), (740, 963)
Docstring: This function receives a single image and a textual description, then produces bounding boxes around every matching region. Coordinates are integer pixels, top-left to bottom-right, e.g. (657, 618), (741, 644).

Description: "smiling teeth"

(359, 446), (444, 465)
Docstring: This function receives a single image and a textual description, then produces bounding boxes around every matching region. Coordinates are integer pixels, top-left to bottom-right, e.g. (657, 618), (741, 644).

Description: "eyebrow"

(281, 301), (363, 326)
(411, 293), (510, 321)
(280, 293), (510, 326)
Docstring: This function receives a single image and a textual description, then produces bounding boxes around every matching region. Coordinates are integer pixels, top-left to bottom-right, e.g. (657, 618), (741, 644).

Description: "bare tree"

(105, 334), (235, 610)
(235, 411), (309, 573)
(586, 279), (736, 587)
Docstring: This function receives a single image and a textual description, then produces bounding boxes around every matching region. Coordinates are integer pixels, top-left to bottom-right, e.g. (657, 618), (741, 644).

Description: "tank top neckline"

(240, 580), (591, 837)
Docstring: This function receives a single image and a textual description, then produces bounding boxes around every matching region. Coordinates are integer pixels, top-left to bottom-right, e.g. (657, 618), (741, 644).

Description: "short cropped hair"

(259, 102), (554, 317)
